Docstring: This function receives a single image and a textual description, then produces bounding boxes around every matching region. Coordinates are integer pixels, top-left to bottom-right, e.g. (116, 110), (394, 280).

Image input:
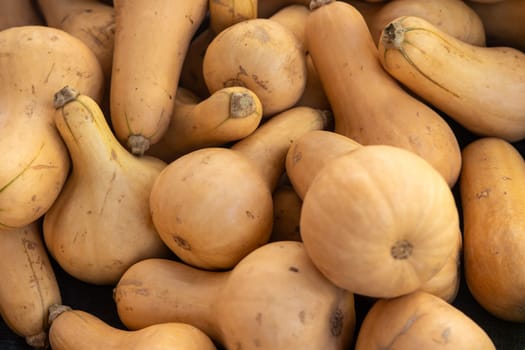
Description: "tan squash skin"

(110, 0), (208, 156)
(466, 0), (525, 52)
(203, 18), (307, 117)
(43, 87), (169, 285)
(366, 0), (486, 46)
(269, 184), (302, 242)
(0, 25), (104, 229)
(48, 304), (216, 350)
(460, 137), (525, 322)
(149, 106), (330, 270)
(146, 86), (263, 162)
(209, 0), (257, 35)
(305, 1), (461, 188)
(0, 222), (61, 349)
(355, 291), (496, 350)
(114, 241), (356, 350)
(0, 0), (44, 30)
(231, 106), (331, 190)
(269, 5), (331, 110)
(300, 145), (460, 298)
(37, 0), (115, 80)
(378, 15), (525, 143)
(269, 4), (309, 52)
(285, 129), (361, 199)
(418, 229), (462, 303)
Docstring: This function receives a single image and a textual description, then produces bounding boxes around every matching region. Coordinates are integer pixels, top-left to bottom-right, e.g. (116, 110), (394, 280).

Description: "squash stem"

(127, 134), (150, 157)
(309, 0), (334, 11)
(54, 86), (80, 109)
(48, 304), (73, 324)
(230, 92), (256, 118)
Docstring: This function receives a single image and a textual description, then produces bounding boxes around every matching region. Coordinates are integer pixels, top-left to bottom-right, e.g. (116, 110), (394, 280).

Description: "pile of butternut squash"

(1, 0), (524, 349)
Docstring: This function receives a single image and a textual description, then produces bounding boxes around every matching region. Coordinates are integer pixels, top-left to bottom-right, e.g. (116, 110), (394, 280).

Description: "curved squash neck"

(54, 92), (130, 173)
(231, 106), (330, 191)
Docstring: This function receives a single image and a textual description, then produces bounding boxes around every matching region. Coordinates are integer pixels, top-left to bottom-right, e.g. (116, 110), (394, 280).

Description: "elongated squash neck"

(49, 304), (123, 350)
(231, 107), (331, 191)
(53, 86), (132, 173)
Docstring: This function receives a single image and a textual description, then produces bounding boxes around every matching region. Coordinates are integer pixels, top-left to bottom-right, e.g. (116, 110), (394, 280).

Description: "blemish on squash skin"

(255, 312), (262, 325)
(433, 327), (451, 344)
(330, 308), (344, 337)
(173, 235), (191, 250)
(299, 310), (305, 324)
(134, 288), (149, 296)
(289, 266), (299, 273)
(292, 151), (302, 164)
(246, 210), (255, 219)
(476, 189), (490, 199)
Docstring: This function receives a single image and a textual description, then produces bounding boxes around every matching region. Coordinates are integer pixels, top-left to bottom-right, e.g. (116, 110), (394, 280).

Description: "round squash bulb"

(300, 145), (460, 298)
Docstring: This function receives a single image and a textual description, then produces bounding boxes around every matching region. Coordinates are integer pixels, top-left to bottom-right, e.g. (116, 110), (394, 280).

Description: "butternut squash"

(418, 229), (462, 303)
(285, 129), (361, 199)
(43, 86), (169, 285)
(110, 0), (208, 155)
(0, 25), (104, 228)
(0, 0), (44, 30)
(378, 15), (525, 142)
(202, 18), (307, 117)
(48, 304), (216, 350)
(146, 86), (263, 162)
(114, 241), (356, 350)
(305, 1), (461, 188)
(149, 106), (330, 269)
(0, 221), (61, 349)
(355, 291), (496, 349)
(36, 0), (115, 80)
(366, 0), (486, 46)
(300, 145), (460, 298)
(209, 0), (257, 35)
(466, 0), (525, 52)
(460, 137), (525, 322)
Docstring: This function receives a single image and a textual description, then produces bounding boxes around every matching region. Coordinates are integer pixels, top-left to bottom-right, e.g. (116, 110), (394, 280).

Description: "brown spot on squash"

(476, 189), (490, 199)
(330, 308), (344, 336)
(173, 235), (191, 250)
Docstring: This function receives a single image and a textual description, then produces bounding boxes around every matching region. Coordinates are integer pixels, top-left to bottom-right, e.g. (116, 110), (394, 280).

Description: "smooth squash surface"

(460, 137), (525, 322)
